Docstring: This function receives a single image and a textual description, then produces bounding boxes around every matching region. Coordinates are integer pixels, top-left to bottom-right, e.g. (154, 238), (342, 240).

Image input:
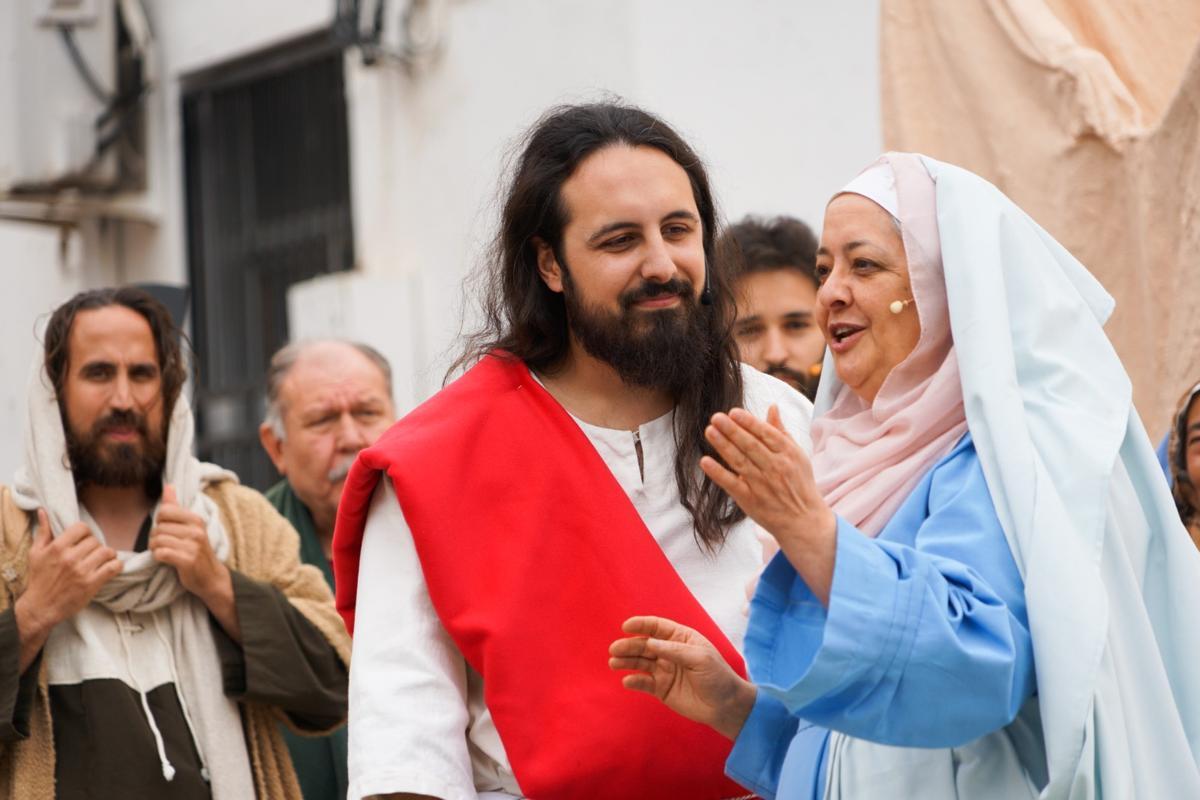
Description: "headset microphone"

(889, 298), (914, 314)
(700, 271), (713, 306)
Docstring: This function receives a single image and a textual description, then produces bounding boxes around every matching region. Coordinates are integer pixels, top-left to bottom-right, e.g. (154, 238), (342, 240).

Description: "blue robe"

(726, 433), (1037, 799)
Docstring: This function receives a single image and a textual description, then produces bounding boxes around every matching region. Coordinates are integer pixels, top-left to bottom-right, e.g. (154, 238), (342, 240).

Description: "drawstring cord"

(117, 613), (176, 782)
(152, 612), (212, 783)
(116, 611), (213, 784)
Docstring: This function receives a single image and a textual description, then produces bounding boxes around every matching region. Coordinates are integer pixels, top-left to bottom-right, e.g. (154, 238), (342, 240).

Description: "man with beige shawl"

(0, 287), (351, 799)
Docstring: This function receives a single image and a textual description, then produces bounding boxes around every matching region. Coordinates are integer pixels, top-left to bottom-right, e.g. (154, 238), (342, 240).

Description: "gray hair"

(263, 339), (394, 440)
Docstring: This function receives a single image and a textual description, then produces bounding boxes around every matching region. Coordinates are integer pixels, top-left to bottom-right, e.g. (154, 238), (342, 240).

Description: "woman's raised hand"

(609, 616), (756, 740)
(701, 405), (837, 604)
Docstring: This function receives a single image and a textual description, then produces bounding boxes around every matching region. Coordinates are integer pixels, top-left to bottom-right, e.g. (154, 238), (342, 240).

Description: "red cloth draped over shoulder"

(333, 352), (752, 799)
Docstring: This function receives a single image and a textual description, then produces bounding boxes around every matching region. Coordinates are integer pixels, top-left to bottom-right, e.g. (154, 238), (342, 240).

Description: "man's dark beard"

(765, 362), (819, 401)
(562, 273), (712, 397)
(66, 408), (166, 491)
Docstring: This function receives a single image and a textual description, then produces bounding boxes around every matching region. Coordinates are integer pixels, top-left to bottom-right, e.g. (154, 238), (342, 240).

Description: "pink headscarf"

(810, 153), (968, 536)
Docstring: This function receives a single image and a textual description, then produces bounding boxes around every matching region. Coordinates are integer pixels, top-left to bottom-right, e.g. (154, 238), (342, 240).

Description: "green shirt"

(265, 480), (349, 800)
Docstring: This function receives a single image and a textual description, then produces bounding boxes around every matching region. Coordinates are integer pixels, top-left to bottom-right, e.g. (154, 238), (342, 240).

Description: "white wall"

(0, 0), (881, 466)
(0, 221), (100, 480)
(631, 2), (882, 225)
(342, 0), (882, 405)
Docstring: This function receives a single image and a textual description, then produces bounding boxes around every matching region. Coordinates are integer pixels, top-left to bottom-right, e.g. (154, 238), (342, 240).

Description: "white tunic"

(347, 366), (812, 800)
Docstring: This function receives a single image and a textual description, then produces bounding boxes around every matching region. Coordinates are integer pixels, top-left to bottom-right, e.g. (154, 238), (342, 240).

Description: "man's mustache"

(619, 277), (693, 310)
(92, 409), (149, 439)
(327, 453), (359, 483)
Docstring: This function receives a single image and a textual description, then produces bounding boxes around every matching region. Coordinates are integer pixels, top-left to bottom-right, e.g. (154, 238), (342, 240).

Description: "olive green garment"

(265, 480), (349, 800)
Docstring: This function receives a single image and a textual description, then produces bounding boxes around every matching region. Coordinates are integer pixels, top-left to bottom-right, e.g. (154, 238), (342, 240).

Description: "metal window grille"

(183, 35), (354, 489)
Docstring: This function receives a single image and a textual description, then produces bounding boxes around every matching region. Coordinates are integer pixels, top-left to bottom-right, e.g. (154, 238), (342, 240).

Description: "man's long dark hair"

(455, 101), (746, 550)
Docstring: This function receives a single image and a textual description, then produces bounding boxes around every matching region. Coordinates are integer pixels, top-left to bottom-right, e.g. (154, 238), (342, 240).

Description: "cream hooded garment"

(812, 153), (1200, 799)
(10, 356), (256, 799)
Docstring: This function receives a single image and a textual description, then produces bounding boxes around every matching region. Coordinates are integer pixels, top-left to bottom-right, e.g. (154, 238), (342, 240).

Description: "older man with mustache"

(258, 339), (396, 800)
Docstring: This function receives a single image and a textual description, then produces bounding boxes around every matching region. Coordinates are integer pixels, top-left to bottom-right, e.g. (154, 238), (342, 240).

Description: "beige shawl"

(9, 358), (255, 798)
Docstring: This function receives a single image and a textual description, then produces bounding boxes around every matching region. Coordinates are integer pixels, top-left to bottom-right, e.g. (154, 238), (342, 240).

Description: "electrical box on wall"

(37, 0), (101, 27)
(1, 0), (149, 197)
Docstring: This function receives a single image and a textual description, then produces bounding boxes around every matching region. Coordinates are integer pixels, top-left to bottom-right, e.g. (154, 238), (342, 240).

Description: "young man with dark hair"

(724, 215), (825, 399)
(335, 102), (813, 799)
(0, 287), (350, 799)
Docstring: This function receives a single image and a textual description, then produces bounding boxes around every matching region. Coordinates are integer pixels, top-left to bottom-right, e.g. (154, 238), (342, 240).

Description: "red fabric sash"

(333, 354), (751, 799)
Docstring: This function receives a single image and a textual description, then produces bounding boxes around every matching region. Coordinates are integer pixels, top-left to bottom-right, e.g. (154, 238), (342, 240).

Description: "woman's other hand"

(609, 615), (756, 740)
(702, 405), (837, 604)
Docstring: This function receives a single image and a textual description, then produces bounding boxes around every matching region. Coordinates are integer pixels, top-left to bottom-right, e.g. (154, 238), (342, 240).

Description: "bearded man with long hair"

(0, 287), (350, 799)
(334, 102), (814, 799)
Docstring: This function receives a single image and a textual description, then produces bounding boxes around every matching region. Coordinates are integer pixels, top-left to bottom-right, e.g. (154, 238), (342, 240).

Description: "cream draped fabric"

(10, 356), (256, 799)
(880, 0), (1200, 436)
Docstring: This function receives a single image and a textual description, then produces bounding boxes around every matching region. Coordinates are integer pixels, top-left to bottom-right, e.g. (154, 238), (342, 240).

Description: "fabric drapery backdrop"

(880, 0), (1200, 437)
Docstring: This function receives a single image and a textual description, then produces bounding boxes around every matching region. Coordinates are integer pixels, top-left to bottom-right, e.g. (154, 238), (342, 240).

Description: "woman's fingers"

(613, 634), (712, 672)
(728, 407), (795, 456)
(700, 456), (749, 505)
(613, 617), (713, 667)
(620, 615), (696, 641)
(621, 673), (658, 694)
(705, 425), (754, 476)
(710, 408), (803, 483)
(639, 636), (706, 666)
(608, 655), (657, 673)
(710, 413), (776, 472)
(766, 404), (786, 433)
(712, 408), (819, 508)
(699, 454), (734, 485)
(619, 615), (665, 637)
(609, 635), (651, 659)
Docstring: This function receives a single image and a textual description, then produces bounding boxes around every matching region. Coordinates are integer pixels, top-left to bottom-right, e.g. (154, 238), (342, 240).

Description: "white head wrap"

(10, 350), (256, 798)
(838, 162), (900, 219)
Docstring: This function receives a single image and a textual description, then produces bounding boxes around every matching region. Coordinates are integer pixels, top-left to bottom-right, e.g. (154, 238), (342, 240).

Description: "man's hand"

(609, 616), (757, 740)
(13, 509), (122, 672)
(150, 484), (241, 640)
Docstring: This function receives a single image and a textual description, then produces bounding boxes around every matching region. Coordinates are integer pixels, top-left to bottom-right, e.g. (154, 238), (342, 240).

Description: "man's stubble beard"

(65, 408), (167, 492)
(561, 272), (714, 398)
